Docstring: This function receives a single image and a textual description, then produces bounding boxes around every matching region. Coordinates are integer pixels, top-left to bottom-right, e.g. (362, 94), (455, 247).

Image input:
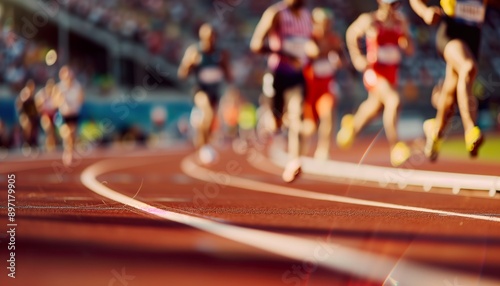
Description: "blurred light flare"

(45, 49), (58, 66)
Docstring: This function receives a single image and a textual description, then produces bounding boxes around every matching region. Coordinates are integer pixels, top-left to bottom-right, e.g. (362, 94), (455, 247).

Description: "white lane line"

(142, 197), (190, 203)
(0, 206), (124, 211)
(60, 196), (189, 202)
(82, 156), (499, 286)
(182, 156), (500, 223)
(61, 197), (97, 201)
(269, 142), (500, 196)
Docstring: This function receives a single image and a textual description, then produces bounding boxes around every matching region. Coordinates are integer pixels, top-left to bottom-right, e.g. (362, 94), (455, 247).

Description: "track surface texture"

(0, 135), (499, 286)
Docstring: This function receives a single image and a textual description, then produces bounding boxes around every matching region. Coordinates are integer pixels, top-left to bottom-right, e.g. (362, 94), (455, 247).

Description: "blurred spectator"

(0, 0), (497, 109)
(402, 78), (419, 103)
(4, 63), (27, 91)
(419, 67), (433, 88)
(119, 124), (148, 147)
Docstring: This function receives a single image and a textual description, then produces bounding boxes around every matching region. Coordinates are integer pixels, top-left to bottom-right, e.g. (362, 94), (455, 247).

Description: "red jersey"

(364, 18), (404, 88)
(366, 19), (403, 67)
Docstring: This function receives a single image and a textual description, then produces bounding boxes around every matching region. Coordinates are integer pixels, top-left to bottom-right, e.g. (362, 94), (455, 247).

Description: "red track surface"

(0, 136), (499, 286)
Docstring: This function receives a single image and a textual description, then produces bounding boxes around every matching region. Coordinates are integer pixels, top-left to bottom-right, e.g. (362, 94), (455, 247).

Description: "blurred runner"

(16, 79), (39, 149)
(250, 0), (312, 182)
(233, 97), (258, 155)
(302, 7), (344, 160)
(220, 87), (242, 143)
(339, 0), (414, 167)
(35, 78), (58, 152)
(255, 94), (277, 142)
(0, 119), (12, 150)
(178, 23), (233, 165)
(410, 0), (486, 161)
(54, 66), (85, 166)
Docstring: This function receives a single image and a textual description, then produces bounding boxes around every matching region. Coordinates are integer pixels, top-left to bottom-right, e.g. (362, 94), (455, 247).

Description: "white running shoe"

(282, 158), (302, 183)
(199, 145), (217, 165)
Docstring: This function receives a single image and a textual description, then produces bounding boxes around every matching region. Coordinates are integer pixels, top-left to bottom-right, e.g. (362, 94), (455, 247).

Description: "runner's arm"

(178, 45), (198, 80)
(250, 7), (279, 54)
(409, 0), (442, 25)
(250, 6), (302, 64)
(346, 13), (371, 72)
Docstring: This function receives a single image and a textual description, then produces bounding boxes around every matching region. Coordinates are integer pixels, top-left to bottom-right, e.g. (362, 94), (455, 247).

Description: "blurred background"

(0, 0), (499, 153)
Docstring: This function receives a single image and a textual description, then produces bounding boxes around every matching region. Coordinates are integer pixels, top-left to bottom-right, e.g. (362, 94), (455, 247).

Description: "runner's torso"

(58, 81), (82, 116)
(309, 33), (340, 79)
(366, 15), (404, 67)
(268, 3), (312, 73)
(195, 45), (224, 86)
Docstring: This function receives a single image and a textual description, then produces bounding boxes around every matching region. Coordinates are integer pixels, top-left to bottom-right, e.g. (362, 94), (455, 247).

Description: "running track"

(0, 136), (499, 286)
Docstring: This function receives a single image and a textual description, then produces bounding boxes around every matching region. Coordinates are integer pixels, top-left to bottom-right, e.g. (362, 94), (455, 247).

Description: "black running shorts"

(436, 16), (482, 60)
(195, 83), (220, 107)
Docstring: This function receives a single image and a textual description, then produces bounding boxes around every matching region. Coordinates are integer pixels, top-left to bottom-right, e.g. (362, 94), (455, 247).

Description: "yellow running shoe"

(423, 118), (441, 162)
(336, 114), (355, 149)
(390, 142), (411, 167)
(465, 126), (483, 157)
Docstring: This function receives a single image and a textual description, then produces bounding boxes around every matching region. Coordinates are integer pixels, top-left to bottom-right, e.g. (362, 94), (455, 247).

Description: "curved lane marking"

(80, 155), (499, 286)
(185, 153), (500, 223)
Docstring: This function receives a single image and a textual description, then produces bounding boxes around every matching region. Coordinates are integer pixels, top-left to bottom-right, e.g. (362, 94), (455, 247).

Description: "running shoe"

(336, 114), (355, 149)
(199, 145), (217, 165)
(465, 126), (483, 158)
(282, 158), (302, 183)
(390, 142), (411, 167)
(423, 118), (441, 162)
